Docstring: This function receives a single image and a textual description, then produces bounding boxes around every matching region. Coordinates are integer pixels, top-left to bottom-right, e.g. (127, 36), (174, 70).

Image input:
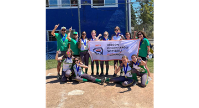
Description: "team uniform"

(61, 55), (74, 82)
(73, 63), (103, 83)
(100, 38), (109, 76)
(79, 38), (89, 74)
(90, 38), (99, 75)
(69, 38), (80, 58)
(54, 33), (69, 62)
(105, 63), (137, 87)
(131, 60), (148, 86)
(138, 38), (150, 61)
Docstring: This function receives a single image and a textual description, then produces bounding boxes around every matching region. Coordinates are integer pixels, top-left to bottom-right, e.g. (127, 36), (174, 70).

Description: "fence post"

(78, 1), (81, 37)
(125, 0), (128, 32)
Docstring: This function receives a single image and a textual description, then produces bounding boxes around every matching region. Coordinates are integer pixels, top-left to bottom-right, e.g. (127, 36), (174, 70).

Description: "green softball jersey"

(139, 38), (150, 57)
(70, 38), (80, 55)
(55, 33), (69, 51)
(120, 64), (138, 81)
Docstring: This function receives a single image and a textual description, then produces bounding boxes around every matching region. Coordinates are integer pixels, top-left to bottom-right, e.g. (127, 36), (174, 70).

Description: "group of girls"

(53, 25), (152, 87)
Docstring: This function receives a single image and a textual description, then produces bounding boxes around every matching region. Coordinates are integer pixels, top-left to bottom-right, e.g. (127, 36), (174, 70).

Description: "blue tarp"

(46, 41), (57, 60)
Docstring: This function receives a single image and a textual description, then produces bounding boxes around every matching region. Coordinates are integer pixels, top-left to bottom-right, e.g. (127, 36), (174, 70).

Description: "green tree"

(131, 5), (137, 27)
(139, 0), (154, 24)
(134, 0), (154, 39)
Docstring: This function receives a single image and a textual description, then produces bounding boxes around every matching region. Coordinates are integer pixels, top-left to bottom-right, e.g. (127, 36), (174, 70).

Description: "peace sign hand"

(69, 26), (72, 32)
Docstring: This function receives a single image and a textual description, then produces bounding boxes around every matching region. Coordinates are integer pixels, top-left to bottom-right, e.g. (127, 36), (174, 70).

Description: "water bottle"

(149, 54), (152, 59)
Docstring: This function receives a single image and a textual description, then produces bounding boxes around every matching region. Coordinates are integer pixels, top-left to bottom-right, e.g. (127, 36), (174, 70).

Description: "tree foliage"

(133, 0), (154, 39)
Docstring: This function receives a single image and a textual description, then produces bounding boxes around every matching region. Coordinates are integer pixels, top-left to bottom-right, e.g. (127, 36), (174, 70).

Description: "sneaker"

(113, 73), (117, 77)
(91, 72), (94, 76)
(148, 76), (152, 81)
(99, 73), (104, 77)
(57, 73), (61, 80)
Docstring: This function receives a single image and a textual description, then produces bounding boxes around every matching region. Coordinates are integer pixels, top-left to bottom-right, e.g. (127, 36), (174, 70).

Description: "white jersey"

(133, 61), (146, 72)
(132, 61), (146, 72)
(112, 35), (121, 40)
(121, 64), (133, 77)
(80, 38), (88, 51)
(90, 38), (96, 41)
(73, 64), (84, 77)
(62, 57), (73, 71)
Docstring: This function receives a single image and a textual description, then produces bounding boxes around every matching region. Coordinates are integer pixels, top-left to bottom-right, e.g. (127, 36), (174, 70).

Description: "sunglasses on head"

(62, 29), (66, 31)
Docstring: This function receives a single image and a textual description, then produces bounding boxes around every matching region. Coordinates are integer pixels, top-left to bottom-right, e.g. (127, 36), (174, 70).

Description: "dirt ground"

(46, 65), (154, 108)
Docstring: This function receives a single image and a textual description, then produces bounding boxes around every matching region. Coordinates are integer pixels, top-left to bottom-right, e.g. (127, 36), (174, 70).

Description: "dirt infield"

(46, 65), (154, 108)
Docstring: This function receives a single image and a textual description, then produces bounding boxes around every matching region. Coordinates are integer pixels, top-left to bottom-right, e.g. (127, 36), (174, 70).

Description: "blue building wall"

(46, 0), (130, 60)
(45, 0), (129, 60)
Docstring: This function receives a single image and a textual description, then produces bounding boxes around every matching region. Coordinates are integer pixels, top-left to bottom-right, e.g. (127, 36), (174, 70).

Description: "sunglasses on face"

(62, 29), (66, 31)
(114, 29), (119, 31)
(104, 34), (107, 36)
(82, 34), (86, 35)
(138, 33), (142, 36)
(75, 60), (79, 62)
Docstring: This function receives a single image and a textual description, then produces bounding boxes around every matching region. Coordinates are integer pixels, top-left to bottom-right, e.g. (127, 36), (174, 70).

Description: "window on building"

(92, 0), (118, 7)
(46, 0), (79, 8)
(93, 0), (104, 6)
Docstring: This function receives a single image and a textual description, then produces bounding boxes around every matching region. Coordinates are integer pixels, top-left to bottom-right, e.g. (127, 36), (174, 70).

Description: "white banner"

(88, 39), (140, 61)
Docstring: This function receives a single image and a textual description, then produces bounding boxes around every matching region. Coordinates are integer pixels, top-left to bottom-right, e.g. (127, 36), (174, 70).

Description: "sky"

(130, 0), (141, 23)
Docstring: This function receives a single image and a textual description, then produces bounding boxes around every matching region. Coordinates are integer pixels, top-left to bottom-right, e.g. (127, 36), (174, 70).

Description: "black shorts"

(139, 56), (147, 61)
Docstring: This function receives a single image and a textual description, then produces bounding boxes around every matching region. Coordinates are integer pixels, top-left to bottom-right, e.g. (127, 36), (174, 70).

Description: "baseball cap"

(61, 27), (66, 30)
(73, 32), (78, 35)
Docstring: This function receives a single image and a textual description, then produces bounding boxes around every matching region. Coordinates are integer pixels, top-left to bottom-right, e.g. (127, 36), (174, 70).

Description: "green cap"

(73, 32), (78, 35)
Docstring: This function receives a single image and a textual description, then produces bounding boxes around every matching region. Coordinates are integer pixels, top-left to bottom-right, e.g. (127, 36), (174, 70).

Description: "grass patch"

(46, 59), (58, 70)
(147, 58), (154, 73)
(46, 58), (154, 73)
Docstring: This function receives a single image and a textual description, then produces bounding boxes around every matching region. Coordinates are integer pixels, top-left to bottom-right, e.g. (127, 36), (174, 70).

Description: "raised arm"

(114, 63), (121, 74)
(95, 34), (102, 41)
(55, 50), (63, 61)
(78, 39), (82, 49)
(67, 27), (72, 41)
(51, 24), (59, 36)
(77, 62), (88, 68)
(133, 31), (137, 39)
(137, 57), (146, 66)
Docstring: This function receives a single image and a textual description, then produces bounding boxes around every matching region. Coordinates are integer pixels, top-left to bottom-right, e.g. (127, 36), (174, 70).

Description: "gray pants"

(75, 73), (96, 82)
(132, 68), (148, 86)
(110, 76), (136, 87)
(61, 69), (72, 82)
(80, 51), (89, 66)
